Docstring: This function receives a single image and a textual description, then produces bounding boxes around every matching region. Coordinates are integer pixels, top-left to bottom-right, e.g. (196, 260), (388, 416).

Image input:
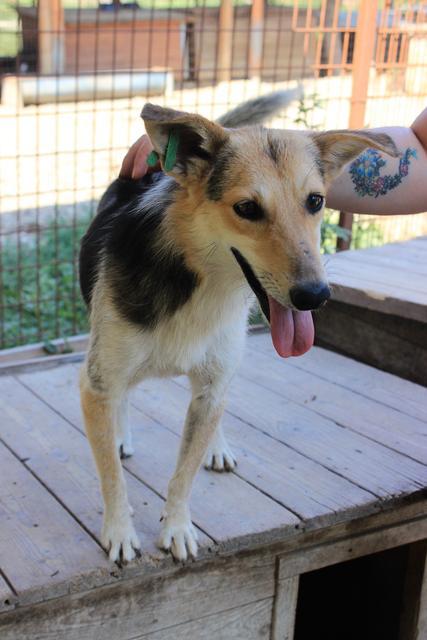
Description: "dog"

(79, 92), (397, 563)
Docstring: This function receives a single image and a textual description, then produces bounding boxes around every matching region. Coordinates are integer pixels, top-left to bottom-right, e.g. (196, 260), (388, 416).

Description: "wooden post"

(337, 0), (378, 251)
(399, 542), (427, 640)
(272, 574), (299, 640)
(217, 0), (233, 83)
(38, 0), (65, 75)
(320, 0), (343, 77)
(249, 0), (264, 79)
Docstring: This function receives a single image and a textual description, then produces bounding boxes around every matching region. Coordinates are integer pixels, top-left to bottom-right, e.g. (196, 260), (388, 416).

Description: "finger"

(132, 135), (155, 180)
(119, 136), (145, 179)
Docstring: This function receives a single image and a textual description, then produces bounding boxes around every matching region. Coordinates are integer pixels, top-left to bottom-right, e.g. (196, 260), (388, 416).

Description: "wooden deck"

(0, 333), (426, 638)
(316, 236), (427, 386)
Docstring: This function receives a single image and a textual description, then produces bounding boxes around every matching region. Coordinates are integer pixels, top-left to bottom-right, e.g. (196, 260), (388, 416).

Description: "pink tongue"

(268, 295), (314, 358)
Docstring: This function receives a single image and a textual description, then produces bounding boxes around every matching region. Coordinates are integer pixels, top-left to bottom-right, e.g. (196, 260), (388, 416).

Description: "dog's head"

(142, 104), (397, 357)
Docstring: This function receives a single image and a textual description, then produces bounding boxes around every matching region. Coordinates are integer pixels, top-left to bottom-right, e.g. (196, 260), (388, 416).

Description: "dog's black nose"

(290, 282), (330, 310)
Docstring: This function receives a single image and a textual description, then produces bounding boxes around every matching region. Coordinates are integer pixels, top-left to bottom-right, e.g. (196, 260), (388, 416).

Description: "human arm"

(119, 134), (155, 179)
(326, 109), (427, 215)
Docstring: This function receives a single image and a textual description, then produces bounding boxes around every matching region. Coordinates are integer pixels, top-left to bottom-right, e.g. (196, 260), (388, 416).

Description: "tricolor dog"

(79, 93), (397, 563)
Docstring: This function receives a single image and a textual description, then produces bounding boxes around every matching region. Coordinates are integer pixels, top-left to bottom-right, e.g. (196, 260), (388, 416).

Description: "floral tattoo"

(349, 147), (417, 198)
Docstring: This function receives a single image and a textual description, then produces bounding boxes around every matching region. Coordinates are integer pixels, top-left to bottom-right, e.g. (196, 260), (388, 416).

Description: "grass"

(1, 217), (90, 349)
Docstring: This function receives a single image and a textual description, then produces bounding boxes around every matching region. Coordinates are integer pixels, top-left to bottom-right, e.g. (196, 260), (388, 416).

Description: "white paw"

(204, 437), (237, 472)
(119, 442), (135, 459)
(101, 515), (141, 563)
(157, 509), (199, 561)
(117, 434), (134, 459)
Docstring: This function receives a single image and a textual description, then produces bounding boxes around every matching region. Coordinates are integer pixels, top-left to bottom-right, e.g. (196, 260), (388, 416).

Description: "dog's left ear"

(313, 130), (399, 183)
(141, 104), (228, 182)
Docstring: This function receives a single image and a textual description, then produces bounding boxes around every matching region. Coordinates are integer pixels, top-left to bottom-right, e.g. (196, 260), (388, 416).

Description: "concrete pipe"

(1, 70), (174, 107)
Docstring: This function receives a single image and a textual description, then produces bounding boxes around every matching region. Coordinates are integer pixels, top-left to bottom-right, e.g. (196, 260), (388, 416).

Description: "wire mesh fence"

(0, 0), (426, 350)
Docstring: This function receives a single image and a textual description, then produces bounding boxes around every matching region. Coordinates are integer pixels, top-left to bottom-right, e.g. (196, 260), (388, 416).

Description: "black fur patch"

(206, 145), (235, 201)
(79, 173), (199, 328)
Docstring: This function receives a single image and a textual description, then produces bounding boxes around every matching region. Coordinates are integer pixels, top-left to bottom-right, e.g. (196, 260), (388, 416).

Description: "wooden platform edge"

(1, 493), (426, 615)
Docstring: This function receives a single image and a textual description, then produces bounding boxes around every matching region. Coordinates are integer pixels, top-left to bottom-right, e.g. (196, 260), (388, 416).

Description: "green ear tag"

(164, 130), (179, 172)
(147, 150), (159, 167)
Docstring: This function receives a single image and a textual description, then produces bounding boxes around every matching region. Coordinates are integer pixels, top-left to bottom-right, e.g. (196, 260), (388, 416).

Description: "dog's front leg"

(80, 369), (140, 563)
(158, 369), (227, 561)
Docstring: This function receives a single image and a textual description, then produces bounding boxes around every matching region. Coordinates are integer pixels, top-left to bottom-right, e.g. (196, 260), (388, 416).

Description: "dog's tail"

(216, 87), (300, 129)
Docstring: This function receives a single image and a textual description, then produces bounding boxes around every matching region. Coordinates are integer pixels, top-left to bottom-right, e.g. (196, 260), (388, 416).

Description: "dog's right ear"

(312, 130), (399, 183)
(141, 104), (228, 183)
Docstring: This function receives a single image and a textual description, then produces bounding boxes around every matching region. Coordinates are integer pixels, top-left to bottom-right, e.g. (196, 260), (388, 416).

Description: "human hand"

(119, 134), (159, 180)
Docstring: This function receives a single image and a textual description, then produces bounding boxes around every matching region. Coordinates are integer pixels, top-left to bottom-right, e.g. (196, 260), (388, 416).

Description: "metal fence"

(0, 0), (427, 350)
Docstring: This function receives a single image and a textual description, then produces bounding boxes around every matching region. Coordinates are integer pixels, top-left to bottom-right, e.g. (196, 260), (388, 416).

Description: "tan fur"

(162, 127), (327, 306)
(81, 103), (398, 564)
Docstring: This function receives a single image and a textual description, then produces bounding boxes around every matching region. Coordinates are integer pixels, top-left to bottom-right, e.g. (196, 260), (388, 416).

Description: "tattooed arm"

(326, 108), (427, 214)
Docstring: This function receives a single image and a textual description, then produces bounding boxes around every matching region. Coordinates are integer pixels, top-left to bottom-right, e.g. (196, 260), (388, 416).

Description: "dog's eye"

(306, 193), (325, 214)
(233, 200), (264, 221)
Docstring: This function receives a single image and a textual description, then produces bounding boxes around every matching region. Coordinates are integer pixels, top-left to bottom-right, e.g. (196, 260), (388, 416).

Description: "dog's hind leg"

(158, 366), (229, 561)
(115, 395), (134, 459)
(203, 423), (236, 472)
(80, 367), (140, 562)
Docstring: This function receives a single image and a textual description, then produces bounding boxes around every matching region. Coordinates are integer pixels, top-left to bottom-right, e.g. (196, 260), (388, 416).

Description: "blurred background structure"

(0, 0), (427, 350)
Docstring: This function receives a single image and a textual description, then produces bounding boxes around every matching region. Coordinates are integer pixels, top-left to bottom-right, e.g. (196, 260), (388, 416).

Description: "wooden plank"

(1, 478), (424, 626)
(0, 576), (16, 613)
(327, 275), (426, 322)
(121, 377), (376, 520)
(357, 242), (427, 264)
(17, 366), (299, 548)
(249, 335), (427, 422)
(135, 599), (273, 640)
(0, 374), (196, 571)
(17, 347), (427, 514)
(246, 335), (427, 464)
(224, 374), (427, 495)
(133, 384), (373, 521)
(0, 334), (87, 367)
(327, 255), (427, 294)
(0, 554), (275, 640)
(333, 248), (427, 276)
(272, 575), (299, 640)
(0, 439), (112, 604)
(314, 300), (427, 387)
(406, 236), (427, 247)
(278, 516), (427, 580)
(130, 372), (426, 513)
(25, 360), (427, 524)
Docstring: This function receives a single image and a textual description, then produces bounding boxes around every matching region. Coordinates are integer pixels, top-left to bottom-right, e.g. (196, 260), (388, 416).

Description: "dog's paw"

(204, 437), (236, 472)
(101, 516), (141, 563)
(116, 433), (134, 459)
(157, 510), (198, 561)
(119, 442), (135, 459)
